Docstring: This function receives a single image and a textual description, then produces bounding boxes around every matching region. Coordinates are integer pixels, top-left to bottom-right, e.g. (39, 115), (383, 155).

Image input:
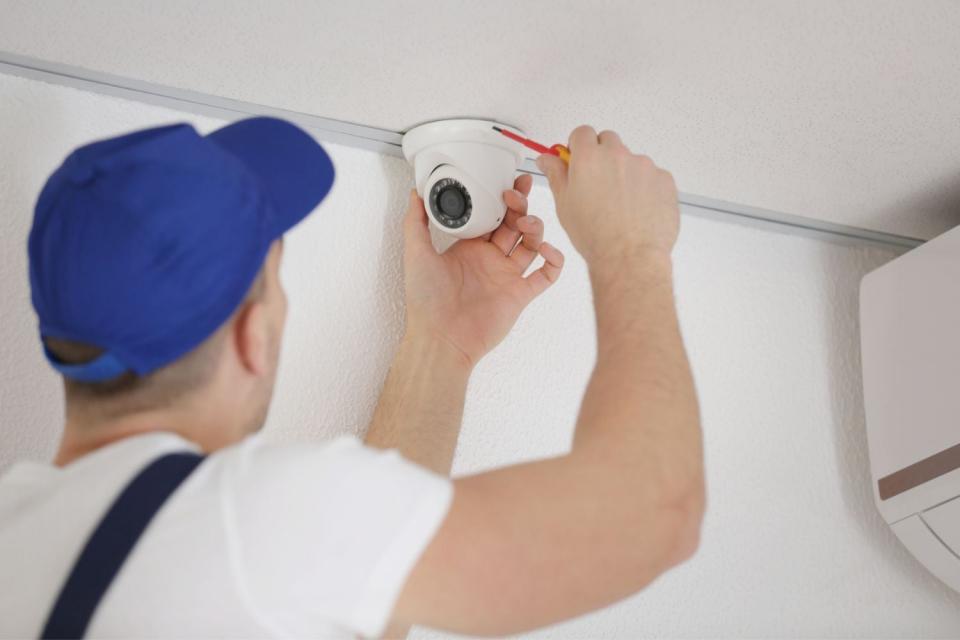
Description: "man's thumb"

(403, 189), (432, 249)
(536, 154), (568, 194)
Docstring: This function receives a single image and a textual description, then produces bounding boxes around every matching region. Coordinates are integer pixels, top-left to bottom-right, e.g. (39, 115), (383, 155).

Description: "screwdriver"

(492, 126), (570, 165)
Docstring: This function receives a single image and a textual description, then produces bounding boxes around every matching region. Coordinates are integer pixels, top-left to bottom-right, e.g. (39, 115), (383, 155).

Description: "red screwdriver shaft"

(492, 126), (570, 164)
(492, 126), (553, 155)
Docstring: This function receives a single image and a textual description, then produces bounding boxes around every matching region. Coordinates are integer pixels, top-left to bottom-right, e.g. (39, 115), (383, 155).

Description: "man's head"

(44, 240), (287, 442)
(29, 118), (333, 445)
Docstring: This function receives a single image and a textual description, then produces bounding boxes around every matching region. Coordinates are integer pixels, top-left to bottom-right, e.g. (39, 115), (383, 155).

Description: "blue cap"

(28, 117), (335, 382)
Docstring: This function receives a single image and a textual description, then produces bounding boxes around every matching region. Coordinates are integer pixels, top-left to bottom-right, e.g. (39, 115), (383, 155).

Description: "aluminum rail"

(0, 51), (924, 251)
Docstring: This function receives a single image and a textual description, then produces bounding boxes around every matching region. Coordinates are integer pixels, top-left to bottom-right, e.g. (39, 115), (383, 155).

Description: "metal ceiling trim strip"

(0, 50), (924, 251)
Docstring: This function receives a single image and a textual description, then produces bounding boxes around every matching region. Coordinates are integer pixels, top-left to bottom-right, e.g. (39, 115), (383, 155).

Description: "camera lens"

(438, 187), (467, 219)
(428, 177), (472, 229)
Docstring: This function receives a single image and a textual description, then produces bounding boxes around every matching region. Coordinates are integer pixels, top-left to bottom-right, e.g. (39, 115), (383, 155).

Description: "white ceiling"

(2, 0), (958, 240)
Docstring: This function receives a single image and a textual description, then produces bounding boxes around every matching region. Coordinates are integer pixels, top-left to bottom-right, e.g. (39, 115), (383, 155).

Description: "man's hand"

(401, 174), (564, 367)
(537, 127), (679, 266)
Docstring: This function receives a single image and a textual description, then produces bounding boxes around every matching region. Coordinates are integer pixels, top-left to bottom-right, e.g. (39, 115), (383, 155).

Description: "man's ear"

(233, 299), (270, 376)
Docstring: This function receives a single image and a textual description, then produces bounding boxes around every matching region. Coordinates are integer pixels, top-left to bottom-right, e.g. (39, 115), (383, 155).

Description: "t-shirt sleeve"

(221, 435), (453, 638)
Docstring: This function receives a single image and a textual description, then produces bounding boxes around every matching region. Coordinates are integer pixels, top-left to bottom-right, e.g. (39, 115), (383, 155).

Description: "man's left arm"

(364, 330), (472, 474)
(364, 179), (562, 639)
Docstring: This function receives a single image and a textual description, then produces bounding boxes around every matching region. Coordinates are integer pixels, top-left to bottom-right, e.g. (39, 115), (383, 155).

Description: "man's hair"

(46, 269), (266, 418)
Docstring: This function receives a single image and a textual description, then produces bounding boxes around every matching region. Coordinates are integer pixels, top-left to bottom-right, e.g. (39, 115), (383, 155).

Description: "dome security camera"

(402, 119), (526, 239)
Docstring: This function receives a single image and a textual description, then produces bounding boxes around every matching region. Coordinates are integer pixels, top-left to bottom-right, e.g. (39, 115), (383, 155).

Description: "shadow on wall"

(820, 241), (960, 604)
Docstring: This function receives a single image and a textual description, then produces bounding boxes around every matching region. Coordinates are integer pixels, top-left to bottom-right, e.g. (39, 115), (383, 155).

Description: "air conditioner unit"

(861, 226), (960, 592)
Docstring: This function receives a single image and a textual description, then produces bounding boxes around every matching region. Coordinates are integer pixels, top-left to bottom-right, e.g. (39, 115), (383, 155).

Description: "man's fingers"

(490, 188), (528, 255)
(403, 189), (433, 251)
(513, 172), (533, 196)
(540, 124), (599, 193)
(523, 241), (564, 299)
(509, 215), (544, 272)
(568, 124), (598, 154)
(536, 153), (568, 193)
(598, 129), (623, 148)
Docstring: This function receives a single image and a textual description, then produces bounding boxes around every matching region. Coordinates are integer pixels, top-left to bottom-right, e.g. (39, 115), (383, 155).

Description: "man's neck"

(55, 407), (245, 467)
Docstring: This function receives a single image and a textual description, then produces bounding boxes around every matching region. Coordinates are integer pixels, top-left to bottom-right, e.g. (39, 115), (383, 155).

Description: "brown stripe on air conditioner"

(878, 442), (960, 500)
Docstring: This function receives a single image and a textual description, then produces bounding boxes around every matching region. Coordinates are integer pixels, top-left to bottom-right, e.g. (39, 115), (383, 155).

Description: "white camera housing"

(401, 119), (525, 239)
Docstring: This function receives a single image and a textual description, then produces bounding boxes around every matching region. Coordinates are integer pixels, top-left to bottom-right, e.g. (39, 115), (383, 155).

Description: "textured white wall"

(2, 0), (959, 240)
(2, 74), (959, 637)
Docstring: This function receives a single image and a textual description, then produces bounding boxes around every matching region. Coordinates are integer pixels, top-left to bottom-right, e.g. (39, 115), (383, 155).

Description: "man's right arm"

(388, 126), (705, 636)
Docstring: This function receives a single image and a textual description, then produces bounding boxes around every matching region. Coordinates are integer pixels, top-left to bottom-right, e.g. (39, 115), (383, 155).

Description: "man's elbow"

(665, 482), (705, 567)
(620, 483), (704, 596)
(643, 472), (706, 574)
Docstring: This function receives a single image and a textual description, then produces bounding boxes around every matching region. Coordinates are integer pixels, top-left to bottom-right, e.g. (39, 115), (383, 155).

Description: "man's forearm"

(364, 330), (474, 475)
(575, 250), (703, 522)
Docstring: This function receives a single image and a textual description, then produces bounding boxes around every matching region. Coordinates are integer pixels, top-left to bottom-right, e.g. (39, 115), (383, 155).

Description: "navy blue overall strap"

(40, 452), (206, 639)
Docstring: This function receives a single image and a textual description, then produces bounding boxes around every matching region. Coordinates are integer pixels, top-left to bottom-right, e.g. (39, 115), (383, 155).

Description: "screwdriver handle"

(550, 144), (571, 165)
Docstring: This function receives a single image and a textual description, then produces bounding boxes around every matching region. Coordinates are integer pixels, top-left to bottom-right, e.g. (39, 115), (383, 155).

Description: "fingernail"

(535, 156), (545, 171)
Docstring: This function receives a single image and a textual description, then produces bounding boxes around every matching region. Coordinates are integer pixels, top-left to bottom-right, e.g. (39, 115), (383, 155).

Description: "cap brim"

(207, 117), (335, 236)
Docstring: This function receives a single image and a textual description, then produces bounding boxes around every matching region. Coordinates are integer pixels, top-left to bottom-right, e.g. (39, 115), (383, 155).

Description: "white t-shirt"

(0, 432), (453, 639)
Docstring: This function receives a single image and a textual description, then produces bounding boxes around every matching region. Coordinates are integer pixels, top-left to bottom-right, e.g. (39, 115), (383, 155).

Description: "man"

(0, 116), (704, 638)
